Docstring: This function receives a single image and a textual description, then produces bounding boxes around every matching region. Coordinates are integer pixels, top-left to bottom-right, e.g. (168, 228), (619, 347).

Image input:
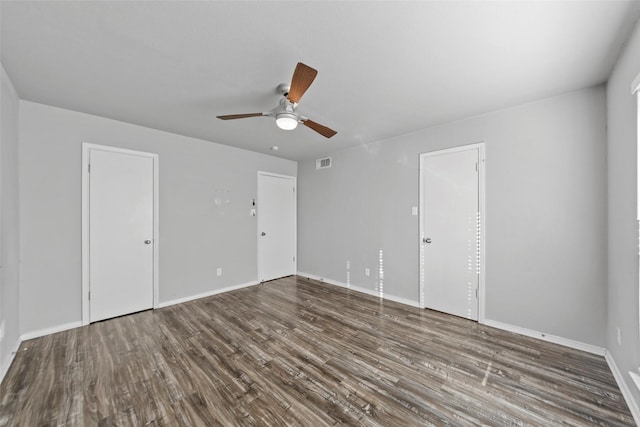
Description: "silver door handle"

(261, 232), (266, 236)
(423, 237), (432, 244)
(144, 240), (152, 244)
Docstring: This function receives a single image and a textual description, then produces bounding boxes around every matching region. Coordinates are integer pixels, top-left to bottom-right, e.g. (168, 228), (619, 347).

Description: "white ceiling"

(2, 1), (639, 161)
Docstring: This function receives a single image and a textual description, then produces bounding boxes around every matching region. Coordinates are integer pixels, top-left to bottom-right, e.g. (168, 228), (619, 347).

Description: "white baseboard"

(158, 280), (260, 308)
(17, 282), (260, 341)
(605, 351), (640, 425)
(298, 273), (606, 357)
(0, 338), (21, 385)
(483, 319), (606, 356)
(20, 320), (84, 342)
(297, 272), (421, 308)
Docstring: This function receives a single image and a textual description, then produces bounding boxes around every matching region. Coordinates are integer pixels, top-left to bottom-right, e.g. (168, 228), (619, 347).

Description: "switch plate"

(217, 268), (223, 277)
(365, 268), (370, 277)
(411, 206), (418, 216)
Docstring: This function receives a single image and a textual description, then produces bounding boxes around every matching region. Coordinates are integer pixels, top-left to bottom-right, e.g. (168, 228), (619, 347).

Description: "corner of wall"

(0, 62), (22, 384)
(605, 14), (640, 420)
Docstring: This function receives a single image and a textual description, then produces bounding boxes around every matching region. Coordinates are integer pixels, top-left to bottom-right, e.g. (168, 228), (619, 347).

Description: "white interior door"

(420, 146), (481, 320)
(258, 172), (296, 282)
(86, 146), (156, 322)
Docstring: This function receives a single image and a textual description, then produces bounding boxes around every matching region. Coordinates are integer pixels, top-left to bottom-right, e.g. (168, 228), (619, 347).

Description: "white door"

(420, 146), (482, 320)
(85, 145), (156, 322)
(257, 173), (296, 282)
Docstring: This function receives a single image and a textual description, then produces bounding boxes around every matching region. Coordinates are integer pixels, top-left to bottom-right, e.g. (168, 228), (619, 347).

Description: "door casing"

(81, 143), (159, 325)
(419, 142), (486, 322)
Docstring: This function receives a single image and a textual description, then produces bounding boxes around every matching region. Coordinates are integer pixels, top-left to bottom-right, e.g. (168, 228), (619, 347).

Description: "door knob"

(144, 240), (152, 244)
(261, 232), (266, 236)
(423, 237), (432, 244)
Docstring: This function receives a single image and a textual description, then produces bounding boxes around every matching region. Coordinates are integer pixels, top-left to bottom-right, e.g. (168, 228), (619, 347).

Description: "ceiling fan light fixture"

(276, 113), (298, 130)
(217, 62), (336, 138)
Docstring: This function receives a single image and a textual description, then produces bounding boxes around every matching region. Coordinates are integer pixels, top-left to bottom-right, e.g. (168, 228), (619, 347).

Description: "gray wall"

(19, 101), (296, 335)
(0, 65), (20, 374)
(607, 18), (640, 410)
(299, 86), (607, 347)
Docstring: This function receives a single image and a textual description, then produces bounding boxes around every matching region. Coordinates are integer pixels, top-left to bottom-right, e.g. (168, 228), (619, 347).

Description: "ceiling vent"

(316, 157), (332, 170)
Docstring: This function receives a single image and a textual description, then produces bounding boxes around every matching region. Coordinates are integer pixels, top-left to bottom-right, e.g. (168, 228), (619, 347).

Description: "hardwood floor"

(0, 275), (634, 426)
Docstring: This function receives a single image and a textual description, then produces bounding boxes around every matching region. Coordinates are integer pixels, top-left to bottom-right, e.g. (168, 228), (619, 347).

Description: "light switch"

(411, 206), (418, 216)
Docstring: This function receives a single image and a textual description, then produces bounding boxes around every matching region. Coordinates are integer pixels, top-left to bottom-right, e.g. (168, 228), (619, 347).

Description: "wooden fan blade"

(217, 113), (264, 120)
(287, 62), (318, 103)
(303, 119), (337, 138)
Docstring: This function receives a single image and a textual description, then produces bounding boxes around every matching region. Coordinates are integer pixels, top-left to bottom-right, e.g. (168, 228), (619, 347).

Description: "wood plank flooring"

(0, 275), (634, 426)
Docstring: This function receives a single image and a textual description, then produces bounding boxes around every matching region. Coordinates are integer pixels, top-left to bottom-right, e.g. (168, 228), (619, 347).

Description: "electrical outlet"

(617, 327), (622, 346)
(217, 268), (223, 277)
(365, 268), (370, 277)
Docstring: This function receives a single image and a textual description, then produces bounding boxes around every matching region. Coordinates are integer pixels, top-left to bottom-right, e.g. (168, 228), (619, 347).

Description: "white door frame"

(257, 171), (297, 281)
(81, 143), (159, 325)
(419, 142), (486, 323)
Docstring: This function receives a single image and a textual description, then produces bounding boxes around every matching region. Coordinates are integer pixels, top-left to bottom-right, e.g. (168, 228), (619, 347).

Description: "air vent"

(316, 157), (332, 170)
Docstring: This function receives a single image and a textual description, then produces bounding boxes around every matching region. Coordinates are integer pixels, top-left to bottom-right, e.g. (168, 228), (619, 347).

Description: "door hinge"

(88, 291), (91, 300)
(293, 256), (296, 262)
(293, 187), (296, 193)
(88, 164), (91, 173)
(475, 288), (478, 298)
(475, 162), (478, 172)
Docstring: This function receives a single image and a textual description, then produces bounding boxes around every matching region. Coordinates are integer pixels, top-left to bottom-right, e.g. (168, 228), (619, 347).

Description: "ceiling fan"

(217, 62), (337, 139)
